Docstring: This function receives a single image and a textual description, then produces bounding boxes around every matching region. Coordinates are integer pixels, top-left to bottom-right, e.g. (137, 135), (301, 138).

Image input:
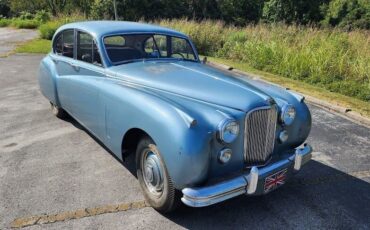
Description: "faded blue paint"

(39, 21), (311, 189)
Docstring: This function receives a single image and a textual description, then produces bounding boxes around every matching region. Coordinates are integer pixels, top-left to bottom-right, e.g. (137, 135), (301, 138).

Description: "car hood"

(108, 61), (274, 111)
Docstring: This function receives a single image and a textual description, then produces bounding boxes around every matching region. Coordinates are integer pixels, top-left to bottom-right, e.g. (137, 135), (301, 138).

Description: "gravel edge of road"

(207, 61), (370, 128)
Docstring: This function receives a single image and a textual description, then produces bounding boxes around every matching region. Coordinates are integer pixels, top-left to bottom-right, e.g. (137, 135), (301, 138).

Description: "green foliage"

(321, 0), (370, 29)
(0, 18), (10, 27)
(19, 11), (34, 20)
(158, 19), (232, 55)
(0, 0), (10, 18)
(90, 0), (114, 20)
(160, 20), (370, 101)
(34, 10), (51, 22)
(262, 0), (330, 24)
(10, 19), (40, 29)
(1, 0), (370, 29)
(39, 15), (85, 40)
(39, 21), (62, 39)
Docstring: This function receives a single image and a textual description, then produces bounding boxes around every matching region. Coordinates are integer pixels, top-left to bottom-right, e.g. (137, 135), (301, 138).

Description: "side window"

(171, 37), (195, 60)
(54, 30), (74, 58)
(144, 35), (167, 58)
(154, 35), (167, 57)
(62, 30), (74, 58)
(55, 34), (63, 54)
(77, 31), (102, 66)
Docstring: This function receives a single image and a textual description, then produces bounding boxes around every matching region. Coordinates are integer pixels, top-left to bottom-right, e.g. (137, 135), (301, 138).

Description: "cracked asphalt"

(0, 29), (370, 229)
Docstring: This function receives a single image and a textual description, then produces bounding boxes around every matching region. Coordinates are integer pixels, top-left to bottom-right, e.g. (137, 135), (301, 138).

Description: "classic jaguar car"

(38, 21), (312, 212)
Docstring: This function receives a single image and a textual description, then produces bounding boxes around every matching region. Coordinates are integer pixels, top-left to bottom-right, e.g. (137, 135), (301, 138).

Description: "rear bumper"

(181, 144), (312, 207)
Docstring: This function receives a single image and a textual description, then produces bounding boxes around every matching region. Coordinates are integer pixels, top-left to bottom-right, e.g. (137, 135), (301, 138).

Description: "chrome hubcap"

(142, 150), (164, 197)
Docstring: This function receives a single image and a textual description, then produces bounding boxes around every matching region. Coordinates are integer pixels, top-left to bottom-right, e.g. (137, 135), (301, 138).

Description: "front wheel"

(136, 137), (180, 213)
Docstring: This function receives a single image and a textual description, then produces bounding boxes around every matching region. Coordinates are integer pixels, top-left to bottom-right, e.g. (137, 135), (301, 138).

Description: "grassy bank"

(207, 56), (370, 117)
(159, 19), (370, 102)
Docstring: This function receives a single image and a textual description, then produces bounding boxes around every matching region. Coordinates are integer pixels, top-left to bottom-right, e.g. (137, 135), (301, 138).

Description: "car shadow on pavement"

(162, 160), (370, 229)
(61, 115), (370, 229)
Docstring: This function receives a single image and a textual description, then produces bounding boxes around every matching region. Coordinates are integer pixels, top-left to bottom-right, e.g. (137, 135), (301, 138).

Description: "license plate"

(264, 168), (287, 193)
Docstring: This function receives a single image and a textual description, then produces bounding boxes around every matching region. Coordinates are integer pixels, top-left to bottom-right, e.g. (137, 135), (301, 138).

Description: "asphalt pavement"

(0, 28), (38, 57)
(0, 29), (369, 229)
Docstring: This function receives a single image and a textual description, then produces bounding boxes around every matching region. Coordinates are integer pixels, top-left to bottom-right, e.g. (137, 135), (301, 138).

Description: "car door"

(50, 29), (77, 114)
(55, 29), (106, 139)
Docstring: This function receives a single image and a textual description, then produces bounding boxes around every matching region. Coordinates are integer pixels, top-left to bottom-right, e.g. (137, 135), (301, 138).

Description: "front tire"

(136, 136), (180, 213)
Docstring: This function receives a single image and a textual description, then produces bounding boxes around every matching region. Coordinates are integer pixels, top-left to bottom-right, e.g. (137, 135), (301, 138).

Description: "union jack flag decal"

(264, 168), (287, 193)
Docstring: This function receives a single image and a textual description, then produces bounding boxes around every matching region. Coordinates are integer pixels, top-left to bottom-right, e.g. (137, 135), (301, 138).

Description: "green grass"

(15, 39), (51, 54)
(158, 19), (370, 102)
(207, 56), (370, 118)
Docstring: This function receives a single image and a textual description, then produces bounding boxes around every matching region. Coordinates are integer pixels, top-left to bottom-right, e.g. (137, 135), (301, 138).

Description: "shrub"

(11, 19), (40, 29)
(34, 10), (51, 23)
(19, 11), (34, 20)
(0, 18), (10, 27)
(39, 21), (62, 40)
(39, 16), (85, 40)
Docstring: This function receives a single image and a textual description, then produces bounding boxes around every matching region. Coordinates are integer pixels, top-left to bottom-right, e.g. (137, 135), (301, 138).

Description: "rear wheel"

(136, 136), (180, 213)
(50, 102), (67, 118)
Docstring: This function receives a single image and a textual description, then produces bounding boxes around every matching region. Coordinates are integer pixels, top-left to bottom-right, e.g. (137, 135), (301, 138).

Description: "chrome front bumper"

(181, 144), (312, 207)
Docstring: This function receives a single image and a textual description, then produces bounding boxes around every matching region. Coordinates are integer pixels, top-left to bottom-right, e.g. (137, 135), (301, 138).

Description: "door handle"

(68, 62), (80, 71)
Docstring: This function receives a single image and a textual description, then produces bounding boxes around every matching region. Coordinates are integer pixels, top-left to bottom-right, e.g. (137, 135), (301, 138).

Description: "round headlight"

(280, 104), (296, 126)
(217, 119), (239, 143)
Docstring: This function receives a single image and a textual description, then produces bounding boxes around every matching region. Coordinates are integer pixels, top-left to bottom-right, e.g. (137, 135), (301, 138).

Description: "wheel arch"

(121, 127), (152, 160)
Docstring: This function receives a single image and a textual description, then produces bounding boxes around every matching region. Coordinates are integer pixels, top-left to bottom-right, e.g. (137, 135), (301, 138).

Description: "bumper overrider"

(181, 144), (312, 207)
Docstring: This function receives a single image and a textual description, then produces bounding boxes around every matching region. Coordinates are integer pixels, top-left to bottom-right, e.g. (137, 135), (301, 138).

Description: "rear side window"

(77, 31), (102, 66)
(54, 30), (74, 58)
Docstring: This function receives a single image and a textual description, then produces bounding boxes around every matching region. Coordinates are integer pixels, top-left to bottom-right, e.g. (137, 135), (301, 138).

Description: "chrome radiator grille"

(244, 106), (278, 165)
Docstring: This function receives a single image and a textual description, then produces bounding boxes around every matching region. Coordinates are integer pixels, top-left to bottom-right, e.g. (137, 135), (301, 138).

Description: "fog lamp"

(279, 130), (289, 143)
(218, 148), (232, 164)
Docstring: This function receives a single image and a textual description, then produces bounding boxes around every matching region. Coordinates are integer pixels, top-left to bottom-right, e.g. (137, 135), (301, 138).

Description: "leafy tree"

(0, 0), (10, 17)
(262, 0), (329, 24)
(322, 0), (370, 29)
(91, 0), (114, 20)
(9, 0), (47, 15)
(219, 0), (264, 25)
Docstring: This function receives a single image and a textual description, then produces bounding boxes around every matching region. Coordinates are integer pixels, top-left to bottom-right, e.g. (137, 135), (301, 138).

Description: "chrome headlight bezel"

(217, 119), (239, 144)
(280, 104), (296, 126)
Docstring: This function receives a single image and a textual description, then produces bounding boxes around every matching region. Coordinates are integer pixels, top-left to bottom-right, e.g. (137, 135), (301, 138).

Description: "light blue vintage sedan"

(39, 21), (312, 212)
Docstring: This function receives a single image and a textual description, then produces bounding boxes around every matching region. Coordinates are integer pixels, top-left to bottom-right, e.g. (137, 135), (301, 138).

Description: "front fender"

(101, 80), (213, 189)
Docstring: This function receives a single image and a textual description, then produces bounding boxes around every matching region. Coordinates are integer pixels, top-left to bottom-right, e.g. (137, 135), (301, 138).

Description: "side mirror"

(202, 56), (207, 64)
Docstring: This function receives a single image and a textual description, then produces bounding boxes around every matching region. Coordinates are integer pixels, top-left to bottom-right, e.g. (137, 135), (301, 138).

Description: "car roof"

(56, 21), (187, 39)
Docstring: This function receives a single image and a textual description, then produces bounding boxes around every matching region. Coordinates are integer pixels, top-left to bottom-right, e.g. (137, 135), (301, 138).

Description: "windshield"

(103, 34), (198, 65)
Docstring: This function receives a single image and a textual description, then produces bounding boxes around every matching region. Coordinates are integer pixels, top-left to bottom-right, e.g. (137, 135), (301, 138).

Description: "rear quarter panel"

(38, 55), (59, 105)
